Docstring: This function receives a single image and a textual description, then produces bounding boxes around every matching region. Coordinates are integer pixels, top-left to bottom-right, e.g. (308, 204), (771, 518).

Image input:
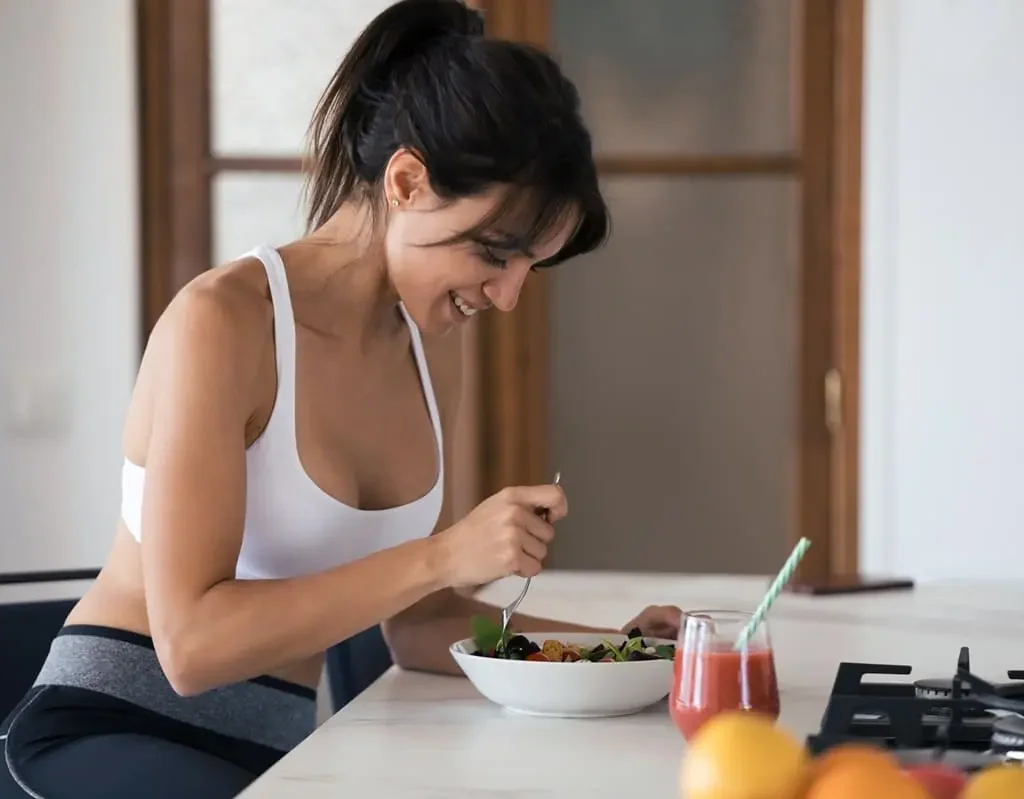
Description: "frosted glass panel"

(553, 0), (797, 154)
(213, 174), (307, 265)
(212, 0), (397, 156)
(550, 177), (798, 573)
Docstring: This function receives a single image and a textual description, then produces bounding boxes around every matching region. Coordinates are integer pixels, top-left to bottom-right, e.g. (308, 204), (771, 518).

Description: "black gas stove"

(806, 646), (1024, 772)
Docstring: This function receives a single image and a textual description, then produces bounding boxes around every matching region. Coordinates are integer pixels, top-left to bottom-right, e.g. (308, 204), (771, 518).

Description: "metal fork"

(497, 471), (561, 653)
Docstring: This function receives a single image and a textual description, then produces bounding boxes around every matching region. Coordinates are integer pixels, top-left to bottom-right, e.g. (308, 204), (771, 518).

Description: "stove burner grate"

(806, 646), (1024, 769)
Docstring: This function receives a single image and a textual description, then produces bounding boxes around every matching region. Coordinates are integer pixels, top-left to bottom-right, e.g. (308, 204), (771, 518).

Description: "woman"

(1, 2), (681, 796)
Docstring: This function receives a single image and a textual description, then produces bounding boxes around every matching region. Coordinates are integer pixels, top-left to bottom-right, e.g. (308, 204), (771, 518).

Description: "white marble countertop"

(239, 571), (1024, 798)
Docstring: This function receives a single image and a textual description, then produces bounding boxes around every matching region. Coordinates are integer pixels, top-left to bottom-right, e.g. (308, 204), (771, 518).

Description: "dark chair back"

(0, 570), (96, 722)
(324, 625), (393, 713)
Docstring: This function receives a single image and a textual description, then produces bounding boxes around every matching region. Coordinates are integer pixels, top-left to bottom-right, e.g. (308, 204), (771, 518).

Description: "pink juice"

(669, 645), (780, 740)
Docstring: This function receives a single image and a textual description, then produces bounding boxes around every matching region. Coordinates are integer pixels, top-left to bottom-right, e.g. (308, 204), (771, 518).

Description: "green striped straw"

(734, 537), (811, 651)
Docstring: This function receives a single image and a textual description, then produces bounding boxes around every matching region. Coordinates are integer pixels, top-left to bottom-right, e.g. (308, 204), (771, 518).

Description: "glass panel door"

(211, 0), (397, 156)
(549, 1), (803, 573)
(212, 173), (307, 264)
(552, 0), (798, 154)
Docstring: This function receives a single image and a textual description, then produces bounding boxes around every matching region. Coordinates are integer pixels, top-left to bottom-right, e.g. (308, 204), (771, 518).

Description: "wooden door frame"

(480, 0), (866, 581)
(136, 0), (211, 338)
(831, 0), (865, 580)
(136, 0), (864, 581)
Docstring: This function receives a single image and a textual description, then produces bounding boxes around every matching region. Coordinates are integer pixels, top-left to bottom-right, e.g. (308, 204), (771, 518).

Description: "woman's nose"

(483, 263), (530, 312)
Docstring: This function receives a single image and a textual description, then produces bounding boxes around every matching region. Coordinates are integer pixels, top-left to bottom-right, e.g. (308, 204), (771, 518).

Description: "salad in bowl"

(466, 615), (675, 663)
(449, 616), (677, 717)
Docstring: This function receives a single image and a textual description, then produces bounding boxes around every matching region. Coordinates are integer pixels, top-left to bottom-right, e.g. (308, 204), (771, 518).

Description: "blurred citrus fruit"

(679, 711), (807, 799)
(810, 743), (902, 779)
(961, 764), (1024, 798)
(903, 763), (968, 799)
(804, 757), (930, 799)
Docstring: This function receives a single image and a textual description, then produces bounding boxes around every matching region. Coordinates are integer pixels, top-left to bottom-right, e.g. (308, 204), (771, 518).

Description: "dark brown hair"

(302, 0), (608, 268)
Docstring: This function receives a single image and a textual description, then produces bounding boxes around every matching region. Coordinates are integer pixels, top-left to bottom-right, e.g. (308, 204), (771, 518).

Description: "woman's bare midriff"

(65, 522), (325, 690)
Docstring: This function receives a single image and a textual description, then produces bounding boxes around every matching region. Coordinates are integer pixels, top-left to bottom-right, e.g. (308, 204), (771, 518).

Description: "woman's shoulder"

(150, 257), (276, 366)
(124, 259), (279, 462)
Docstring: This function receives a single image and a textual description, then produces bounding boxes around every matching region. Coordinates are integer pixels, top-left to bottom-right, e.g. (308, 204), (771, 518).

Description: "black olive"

(505, 635), (532, 660)
(626, 627), (645, 645)
(586, 644), (608, 662)
(527, 640), (542, 655)
(627, 651), (658, 661)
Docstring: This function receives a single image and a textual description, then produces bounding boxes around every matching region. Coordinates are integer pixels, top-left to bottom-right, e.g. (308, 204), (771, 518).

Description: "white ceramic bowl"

(449, 631), (675, 718)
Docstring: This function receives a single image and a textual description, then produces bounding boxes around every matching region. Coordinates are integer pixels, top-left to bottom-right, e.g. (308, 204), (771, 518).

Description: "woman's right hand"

(434, 483), (567, 588)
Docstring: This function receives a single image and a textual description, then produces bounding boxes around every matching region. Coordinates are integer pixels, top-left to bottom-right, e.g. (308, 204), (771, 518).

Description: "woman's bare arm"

(381, 326), (613, 675)
(140, 278), (449, 696)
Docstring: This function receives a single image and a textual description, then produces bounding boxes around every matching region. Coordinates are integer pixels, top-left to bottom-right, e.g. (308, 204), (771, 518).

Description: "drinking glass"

(669, 610), (780, 740)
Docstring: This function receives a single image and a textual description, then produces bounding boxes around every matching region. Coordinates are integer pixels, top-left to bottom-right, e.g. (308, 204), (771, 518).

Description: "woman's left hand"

(620, 605), (683, 640)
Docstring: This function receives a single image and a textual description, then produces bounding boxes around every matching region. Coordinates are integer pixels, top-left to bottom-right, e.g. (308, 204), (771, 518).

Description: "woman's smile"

(450, 290), (481, 319)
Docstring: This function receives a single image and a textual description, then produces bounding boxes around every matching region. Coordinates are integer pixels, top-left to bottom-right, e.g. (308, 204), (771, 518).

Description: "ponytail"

(302, 0), (483, 231)
(300, 0), (609, 269)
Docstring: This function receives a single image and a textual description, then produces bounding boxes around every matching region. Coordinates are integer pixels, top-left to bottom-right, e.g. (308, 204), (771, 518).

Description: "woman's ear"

(382, 148), (434, 208)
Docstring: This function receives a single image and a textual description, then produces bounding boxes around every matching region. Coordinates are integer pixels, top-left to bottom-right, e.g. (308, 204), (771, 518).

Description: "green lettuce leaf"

(470, 615), (509, 653)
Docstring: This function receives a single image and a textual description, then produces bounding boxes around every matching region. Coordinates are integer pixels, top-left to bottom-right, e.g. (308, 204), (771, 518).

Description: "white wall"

(860, 0), (1024, 581)
(0, 0), (139, 573)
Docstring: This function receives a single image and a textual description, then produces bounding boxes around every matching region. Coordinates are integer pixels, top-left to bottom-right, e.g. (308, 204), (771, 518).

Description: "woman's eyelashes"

(476, 245), (508, 268)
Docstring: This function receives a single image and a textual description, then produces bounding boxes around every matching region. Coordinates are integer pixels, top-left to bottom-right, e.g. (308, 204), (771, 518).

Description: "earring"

(391, 197), (400, 208)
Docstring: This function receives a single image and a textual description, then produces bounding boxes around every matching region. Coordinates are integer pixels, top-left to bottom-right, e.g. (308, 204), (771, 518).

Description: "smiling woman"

(0, 2), (679, 798)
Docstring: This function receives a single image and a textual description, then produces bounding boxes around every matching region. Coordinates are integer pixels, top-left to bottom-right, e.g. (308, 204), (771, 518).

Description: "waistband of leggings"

(32, 624), (316, 752)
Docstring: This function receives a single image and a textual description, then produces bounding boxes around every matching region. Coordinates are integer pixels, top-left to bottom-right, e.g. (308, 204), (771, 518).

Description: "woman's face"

(382, 151), (577, 336)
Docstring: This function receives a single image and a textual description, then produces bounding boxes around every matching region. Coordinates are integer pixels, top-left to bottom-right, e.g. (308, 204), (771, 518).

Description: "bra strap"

(250, 245), (297, 441)
(398, 303), (445, 483)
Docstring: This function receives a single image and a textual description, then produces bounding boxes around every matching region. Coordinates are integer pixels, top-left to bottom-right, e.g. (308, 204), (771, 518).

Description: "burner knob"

(914, 678), (968, 699)
(990, 715), (1024, 760)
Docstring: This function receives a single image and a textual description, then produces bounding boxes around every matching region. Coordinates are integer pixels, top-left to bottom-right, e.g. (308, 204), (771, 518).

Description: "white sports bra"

(120, 245), (444, 580)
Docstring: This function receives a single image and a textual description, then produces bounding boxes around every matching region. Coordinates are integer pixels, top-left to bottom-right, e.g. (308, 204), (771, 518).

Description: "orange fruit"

(960, 764), (1024, 798)
(800, 744), (901, 797)
(679, 711), (808, 799)
(811, 743), (902, 777)
(804, 758), (931, 799)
